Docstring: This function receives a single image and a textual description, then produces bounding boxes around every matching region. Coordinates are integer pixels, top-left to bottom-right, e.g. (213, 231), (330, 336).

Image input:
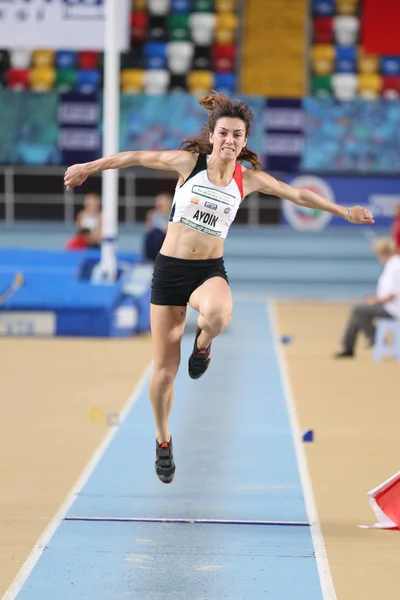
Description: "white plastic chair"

(144, 69), (170, 94)
(10, 49), (31, 69)
(373, 319), (400, 362)
(190, 13), (216, 45)
(333, 16), (359, 45)
(332, 73), (357, 100)
(148, 0), (170, 15)
(167, 42), (194, 75)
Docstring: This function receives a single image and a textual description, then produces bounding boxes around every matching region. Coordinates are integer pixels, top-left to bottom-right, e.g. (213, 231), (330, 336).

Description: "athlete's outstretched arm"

(64, 150), (193, 190)
(248, 170), (374, 225)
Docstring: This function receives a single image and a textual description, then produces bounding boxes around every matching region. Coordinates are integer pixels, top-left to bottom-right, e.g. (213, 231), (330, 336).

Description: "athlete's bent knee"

(203, 309), (231, 335)
(152, 367), (176, 390)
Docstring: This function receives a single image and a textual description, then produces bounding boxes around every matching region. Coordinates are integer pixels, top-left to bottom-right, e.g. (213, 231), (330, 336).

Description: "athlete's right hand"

(64, 164), (89, 190)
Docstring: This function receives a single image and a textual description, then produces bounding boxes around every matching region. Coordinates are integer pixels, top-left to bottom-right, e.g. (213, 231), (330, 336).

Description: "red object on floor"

(366, 472), (400, 529)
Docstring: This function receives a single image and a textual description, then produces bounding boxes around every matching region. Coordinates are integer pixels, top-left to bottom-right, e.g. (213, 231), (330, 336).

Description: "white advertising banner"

(0, 0), (131, 51)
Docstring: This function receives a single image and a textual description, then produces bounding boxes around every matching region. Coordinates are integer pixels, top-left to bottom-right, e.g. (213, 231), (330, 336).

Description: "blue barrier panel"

(0, 250), (151, 337)
(281, 174), (399, 230)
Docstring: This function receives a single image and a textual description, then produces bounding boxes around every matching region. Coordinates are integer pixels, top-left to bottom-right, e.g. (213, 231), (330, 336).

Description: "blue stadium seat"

(56, 50), (77, 70)
(214, 71), (236, 94)
(312, 0), (335, 17)
(76, 69), (101, 94)
(143, 41), (167, 70)
(335, 45), (357, 73)
(171, 0), (192, 12)
(381, 56), (400, 76)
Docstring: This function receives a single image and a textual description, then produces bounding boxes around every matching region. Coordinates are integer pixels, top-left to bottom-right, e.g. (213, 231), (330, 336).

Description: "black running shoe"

(155, 438), (175, 484)
(333, 350), (354, 358)
(188, 327), (211, 380)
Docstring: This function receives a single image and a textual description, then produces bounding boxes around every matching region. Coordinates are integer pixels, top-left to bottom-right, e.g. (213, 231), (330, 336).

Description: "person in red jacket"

(391, 204), (400, 252)
(65, 227), (91, 250)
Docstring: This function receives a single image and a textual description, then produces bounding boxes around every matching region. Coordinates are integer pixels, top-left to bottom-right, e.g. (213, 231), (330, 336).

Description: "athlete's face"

(210, 117), (247, 161)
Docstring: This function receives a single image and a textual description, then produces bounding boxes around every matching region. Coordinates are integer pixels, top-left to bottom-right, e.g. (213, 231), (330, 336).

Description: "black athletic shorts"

(151, 253), (229, 306)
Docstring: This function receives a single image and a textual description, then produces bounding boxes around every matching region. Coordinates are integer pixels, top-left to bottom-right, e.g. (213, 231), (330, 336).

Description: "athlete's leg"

(149, 303), (186, 442)
(188, 277), (232, 378)
(189, 276), (232, 347)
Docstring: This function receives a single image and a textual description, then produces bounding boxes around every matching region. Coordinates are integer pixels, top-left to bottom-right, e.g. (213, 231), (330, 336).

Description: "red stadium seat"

(212, 43), (235, 72)
(78, 51), (100, 70)
(131, 12), (149, 44)
(313, 17), (333, 44)
(7, 68), (30, 90)
(382, 75), (400, 98)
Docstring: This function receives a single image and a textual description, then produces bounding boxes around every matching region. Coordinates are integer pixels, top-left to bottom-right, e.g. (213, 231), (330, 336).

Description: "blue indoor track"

(7, 301), (334, 600)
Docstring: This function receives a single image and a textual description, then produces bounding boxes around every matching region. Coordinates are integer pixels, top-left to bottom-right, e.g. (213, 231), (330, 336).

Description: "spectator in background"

(76, 192), (102, 248)
(335, 238), (400, 358)
(143, 193), (172, 262)
(65, 227), (91, 250)
(391, 203), (400, 252)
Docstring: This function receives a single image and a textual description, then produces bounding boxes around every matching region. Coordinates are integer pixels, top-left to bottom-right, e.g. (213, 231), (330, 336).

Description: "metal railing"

(0, 165), (281, 226)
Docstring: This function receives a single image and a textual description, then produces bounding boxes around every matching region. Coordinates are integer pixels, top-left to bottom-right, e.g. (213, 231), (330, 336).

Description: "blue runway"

(7, 301), (334, 600)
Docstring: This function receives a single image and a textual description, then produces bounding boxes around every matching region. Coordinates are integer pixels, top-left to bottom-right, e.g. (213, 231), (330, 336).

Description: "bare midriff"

(159, 222), (224, 260)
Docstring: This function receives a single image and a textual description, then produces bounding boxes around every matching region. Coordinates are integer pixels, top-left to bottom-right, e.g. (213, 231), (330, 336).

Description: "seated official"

(143, 193), (172, 262)
(76, 193), (102, 248)
(335, 238), (400, 358)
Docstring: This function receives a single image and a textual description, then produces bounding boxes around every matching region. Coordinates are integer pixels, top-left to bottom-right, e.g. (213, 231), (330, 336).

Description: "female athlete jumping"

(64, 93), (374, 484)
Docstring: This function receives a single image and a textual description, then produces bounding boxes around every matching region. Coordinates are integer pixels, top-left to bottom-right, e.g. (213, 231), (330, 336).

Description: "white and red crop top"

(169, 154), (244, 239)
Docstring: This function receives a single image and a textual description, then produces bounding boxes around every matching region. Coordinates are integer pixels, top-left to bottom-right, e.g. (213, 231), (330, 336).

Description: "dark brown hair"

(180, 92), (262, 170)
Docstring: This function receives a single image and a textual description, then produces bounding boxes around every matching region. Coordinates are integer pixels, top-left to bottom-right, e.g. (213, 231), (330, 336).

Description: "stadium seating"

(56, 50), (77, 70)
(10, 49), (31, 69)
(382, 75), (400, 99)
(144, 69), (170, 93)
(313, 17), (333, 44)
(7, 68), (30, 91)
(55, 68), (77, 92)
(33, 50), (55, 68)
(187, 69), (214, 93)
(358, 73), (382, 99)
(311, 74), (333, 97)
(121, 68), (145, 93)
(167, 41), (194, 74)
(30, 67), (56, 92)
(332, 73), (357, 99)
(311, 0), (400, 98)
(0, 0), (238, 95)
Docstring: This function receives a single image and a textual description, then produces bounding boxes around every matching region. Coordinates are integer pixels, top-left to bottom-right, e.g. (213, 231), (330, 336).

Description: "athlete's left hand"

(348, 206), (374, 224)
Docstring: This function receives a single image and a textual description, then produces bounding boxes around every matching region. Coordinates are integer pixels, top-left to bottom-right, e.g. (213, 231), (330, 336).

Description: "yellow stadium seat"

(358, 73), (382, 99)
(311, 44), (335, 75)
(215, 12), (237, 45)
(215, 0), (236, 12)
(32, 50), (55, 68)
(187, 70), (214, 94)
(358, 53), (379, 74)
(121, 69), (144, 93)
(133, 0), (147, 10)
(30, 66), (56, 91)
(215, 27), (236, 44)
(336, 0), (358, 16)
(216, 12), (238, 31)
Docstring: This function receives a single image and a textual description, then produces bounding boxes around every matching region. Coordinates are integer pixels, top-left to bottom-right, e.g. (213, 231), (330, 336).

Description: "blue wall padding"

(0, 274), (122, 310)
(0, 248), (141, 274)
(0, 249), (151, 337)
